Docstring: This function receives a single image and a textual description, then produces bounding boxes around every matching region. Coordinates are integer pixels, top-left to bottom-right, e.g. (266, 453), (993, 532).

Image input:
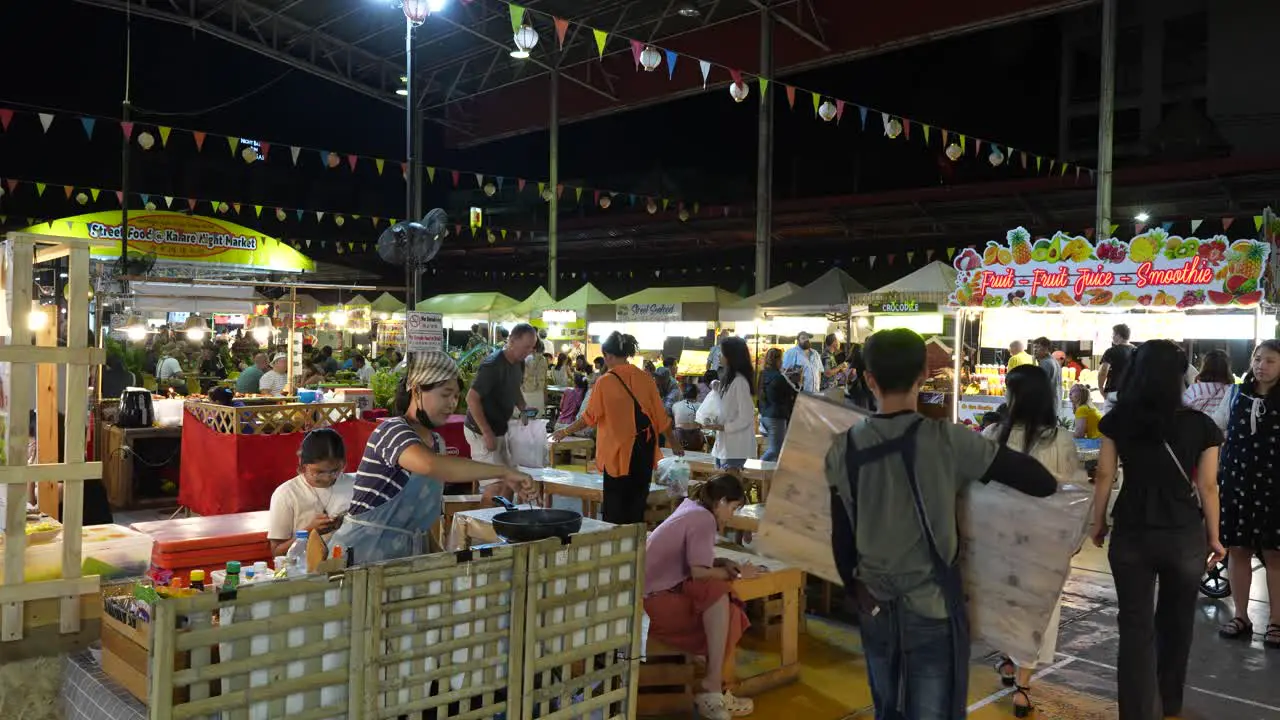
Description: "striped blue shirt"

(350, 417), (432, 513)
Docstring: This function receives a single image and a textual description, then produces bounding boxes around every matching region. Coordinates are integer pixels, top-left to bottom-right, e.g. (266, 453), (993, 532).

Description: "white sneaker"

(722, 691), (754, 717)
(695, 692), (731, 720)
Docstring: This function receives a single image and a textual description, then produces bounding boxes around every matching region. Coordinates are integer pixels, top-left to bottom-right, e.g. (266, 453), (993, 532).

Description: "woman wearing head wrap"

(328, 352), (536, 563)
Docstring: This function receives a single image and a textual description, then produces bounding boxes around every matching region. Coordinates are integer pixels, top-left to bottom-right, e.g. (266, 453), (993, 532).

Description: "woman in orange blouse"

(551, 332), (684, 523)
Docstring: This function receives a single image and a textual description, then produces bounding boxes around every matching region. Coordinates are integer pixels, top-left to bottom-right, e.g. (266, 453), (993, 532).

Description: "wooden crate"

(637, 639), (695, 717)
(148, 573), (355, 720)
(184, 400), (357, 435)
(100, 586), (190, 704)
(744, 596), (785, 642)
(755, 393), (1093, 667)
(519, 525), (646, 720)
(361, 544), (524, 720)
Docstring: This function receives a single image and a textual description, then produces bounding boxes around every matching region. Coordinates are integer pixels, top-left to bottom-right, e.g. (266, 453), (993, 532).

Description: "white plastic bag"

(655, 456), (691, 500)
(507, 418), (549, 468)
(695, 390), (722, 426)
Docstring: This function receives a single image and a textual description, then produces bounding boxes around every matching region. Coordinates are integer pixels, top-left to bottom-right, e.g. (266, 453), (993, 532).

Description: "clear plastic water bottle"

(285, 530), (309, 577)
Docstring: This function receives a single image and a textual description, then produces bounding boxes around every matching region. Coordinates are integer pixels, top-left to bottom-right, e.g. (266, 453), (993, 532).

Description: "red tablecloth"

(178, 411), (377, 516)
(438, 414), (469, 458)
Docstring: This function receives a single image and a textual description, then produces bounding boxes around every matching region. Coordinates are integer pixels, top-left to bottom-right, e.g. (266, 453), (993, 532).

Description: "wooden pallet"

(361, 544), (524, 720)
(184, 400), (358, 435)
(637, 639), (695, 717)
(519, 525), (646, 720)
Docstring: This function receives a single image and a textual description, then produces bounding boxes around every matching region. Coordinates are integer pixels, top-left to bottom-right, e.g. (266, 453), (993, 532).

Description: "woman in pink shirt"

(644, 474), (762, 720)
(555, 373), (588, 429)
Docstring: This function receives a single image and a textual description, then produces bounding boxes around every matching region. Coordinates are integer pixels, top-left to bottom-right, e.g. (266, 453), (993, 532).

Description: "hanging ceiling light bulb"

(945, 142), (963, 161)
(125, 313), (148, 342)
(184, 313), (206, 342)
(818, 100), (837, 122)
(27, 308), (49, 332)
(329, 308), (349, 328)
(250, 315), (274, 345)
(988, 145), (1005, 167)
(728, 81), (750, 103)
(640, 46), (662, 72)
(512, 24), (539, 58)
(402, 0), (431, 26)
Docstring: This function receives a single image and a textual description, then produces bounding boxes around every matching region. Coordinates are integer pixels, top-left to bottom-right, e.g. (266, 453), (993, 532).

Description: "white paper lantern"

(327, 152), (341, 168)
(729, 81), (750, 103)
(646, 198), (658, 215)
(640, 46), (662, 72)
(512, 24), (538, 58)
(137, 131), (155, 150)
(75, 192), (88, 205)
(145, 201), (156, 211)
(885, 117), (903, 139)
(541, 187), (553, 202)
(599, 195), (612, 209)
(945, 142), (963, 161)
(218, 202), (229, 213)
(989, 146), (1006, 167)
(335, 215), (345, 227)
(483, 182), (497, 197)
(241, 146), (258, 164)
(276, 208), (287, 221)
(818, 100), (837, 122)
(678, 208), (690, 222)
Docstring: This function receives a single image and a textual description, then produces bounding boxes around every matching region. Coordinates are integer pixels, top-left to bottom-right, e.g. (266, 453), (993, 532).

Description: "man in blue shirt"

(782, 332), (823, 393)
(235, 353), (268, 393)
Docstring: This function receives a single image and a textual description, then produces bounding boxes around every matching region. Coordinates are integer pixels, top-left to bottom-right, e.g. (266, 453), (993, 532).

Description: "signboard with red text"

(949, 227), (1270, 310)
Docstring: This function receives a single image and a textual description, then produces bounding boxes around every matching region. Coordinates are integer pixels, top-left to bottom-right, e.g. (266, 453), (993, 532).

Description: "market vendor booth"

(589, 285), (740, 372)
(946, 226), (1274, 426)
(414, 290), (519, 346)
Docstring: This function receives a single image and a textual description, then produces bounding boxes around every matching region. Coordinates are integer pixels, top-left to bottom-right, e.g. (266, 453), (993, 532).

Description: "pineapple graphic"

(1008, 227), (1032, 265)
(1226, 240), (1266, 279)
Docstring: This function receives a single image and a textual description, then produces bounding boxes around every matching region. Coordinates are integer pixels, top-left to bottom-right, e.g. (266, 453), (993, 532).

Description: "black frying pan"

(491, 496), (583, 543)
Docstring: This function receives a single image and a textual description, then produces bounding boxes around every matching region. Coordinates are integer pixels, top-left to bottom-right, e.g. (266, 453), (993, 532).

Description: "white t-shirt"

(267, 473), (355, 541)
(259, 370), (288, 395)
(711, 375), (759, 460)
(355, 364), (375, 386)
(157, 356), (183, 380)
(673, 399), (701, 426)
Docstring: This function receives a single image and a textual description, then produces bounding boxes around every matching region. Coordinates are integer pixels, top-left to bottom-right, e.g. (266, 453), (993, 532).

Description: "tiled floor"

(62, 652), (145, 720)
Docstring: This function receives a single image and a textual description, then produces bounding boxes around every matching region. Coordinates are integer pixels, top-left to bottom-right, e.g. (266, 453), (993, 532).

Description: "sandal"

(1266, 624), (1280, 649)
(695, 692), (731, 720)
(1218, 617), (1254, 640)
(721, 690), (754, 717)
(1013, 685), (1034, 718)
(994, 656), (1016, 687)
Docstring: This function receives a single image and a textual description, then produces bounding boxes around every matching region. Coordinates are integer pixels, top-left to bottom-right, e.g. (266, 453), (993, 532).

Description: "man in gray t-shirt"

(1033, 337), (1063, 413)
(464, 324), (538, 465)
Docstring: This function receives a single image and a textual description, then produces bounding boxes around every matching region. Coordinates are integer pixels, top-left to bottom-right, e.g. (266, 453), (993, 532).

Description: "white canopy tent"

(719, 282), (801, 323)
(760, 268), (868, 316)
(130, 281), (263, 316)
(850, 261), (958, 306)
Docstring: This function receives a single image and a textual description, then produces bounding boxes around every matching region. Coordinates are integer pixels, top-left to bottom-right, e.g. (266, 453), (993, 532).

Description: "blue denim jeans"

(760, 417), (787, 462)
(714, 458), (746, 470)
(859, 602), (962, 720)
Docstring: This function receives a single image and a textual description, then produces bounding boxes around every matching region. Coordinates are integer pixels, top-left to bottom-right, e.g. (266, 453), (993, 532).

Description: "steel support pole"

(754, 8), (774, 294)
(549, 68), (560, 299)
(405, 17), (418, 307)
(1094, 0), (1117, 237)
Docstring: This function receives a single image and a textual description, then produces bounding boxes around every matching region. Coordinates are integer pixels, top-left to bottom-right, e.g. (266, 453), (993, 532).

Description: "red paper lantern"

(403, 0), (431, 26)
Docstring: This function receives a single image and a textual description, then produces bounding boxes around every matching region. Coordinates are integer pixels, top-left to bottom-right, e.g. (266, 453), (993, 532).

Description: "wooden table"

(725, 503), (764, 534)
(446, 505), (616, 550)
(102, 424), (183, 509)
(662, 449), (779, 501)
(716, 545), (801, 695)
(525, 466), (667, 519)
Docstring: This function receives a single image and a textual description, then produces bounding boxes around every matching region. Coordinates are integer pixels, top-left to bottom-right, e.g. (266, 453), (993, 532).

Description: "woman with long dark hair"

(551, 332), (683, 523)
(551, 352), (571, 386)
(1183, 349), (1233, 416)
(758, 347), (796, 462)
(1213, 339), (1280, 647)
(983, 366), (1083, 716)
(1090, 340), (1224, 719)
(844, 344), (877, 412)
(701, 337), (757, 471)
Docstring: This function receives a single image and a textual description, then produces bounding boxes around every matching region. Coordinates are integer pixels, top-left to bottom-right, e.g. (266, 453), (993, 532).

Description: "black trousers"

(1108, 526), (1206, 720)
(601, 440), (655, 525)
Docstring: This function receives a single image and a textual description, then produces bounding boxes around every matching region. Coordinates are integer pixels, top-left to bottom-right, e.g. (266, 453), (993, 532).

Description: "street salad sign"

(616, 302), (682, 321)
(21, 211), (315, 272)
(949, 227), (1270, 310)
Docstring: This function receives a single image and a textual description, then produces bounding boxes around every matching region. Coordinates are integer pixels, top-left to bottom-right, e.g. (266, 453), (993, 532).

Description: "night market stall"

(590, 285), (740, 371)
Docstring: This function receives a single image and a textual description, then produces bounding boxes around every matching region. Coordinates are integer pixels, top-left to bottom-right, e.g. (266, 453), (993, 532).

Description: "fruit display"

(948, 227), (1269, 309)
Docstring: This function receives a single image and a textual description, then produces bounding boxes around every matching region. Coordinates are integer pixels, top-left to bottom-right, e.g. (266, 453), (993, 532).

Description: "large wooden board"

(755, 393), (1092, 666)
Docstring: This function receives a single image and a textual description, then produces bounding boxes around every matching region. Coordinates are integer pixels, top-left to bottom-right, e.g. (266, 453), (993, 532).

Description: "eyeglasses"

(303, 466), (343, 479)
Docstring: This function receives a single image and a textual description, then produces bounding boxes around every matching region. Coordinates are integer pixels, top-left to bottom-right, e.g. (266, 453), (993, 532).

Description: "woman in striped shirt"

(1183, 350), (1234, 420)
(329, 352), (536, 564)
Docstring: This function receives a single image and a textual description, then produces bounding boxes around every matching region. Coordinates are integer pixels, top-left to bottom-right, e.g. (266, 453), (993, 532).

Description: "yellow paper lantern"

(137, 131), (155, 150)
(729, 81), (749, 103)
(241, 146), (258, 164)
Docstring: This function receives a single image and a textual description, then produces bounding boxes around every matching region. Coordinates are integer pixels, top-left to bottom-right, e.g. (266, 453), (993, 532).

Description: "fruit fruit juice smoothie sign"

(949, 227), (1270, 310)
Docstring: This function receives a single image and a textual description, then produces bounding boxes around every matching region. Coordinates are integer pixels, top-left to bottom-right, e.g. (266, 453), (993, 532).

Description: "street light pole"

(404, 15), (417, 307)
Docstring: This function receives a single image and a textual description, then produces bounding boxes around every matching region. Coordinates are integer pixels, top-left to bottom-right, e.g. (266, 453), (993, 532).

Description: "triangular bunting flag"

(192, 131), (205, 150)
(475, 172), (485, 188)
(35, 182), (46, 197)
(881, 112), (891, 134)
(232, 203), (241, 214)
(1108, 223), (1119, 235)
(426, 166), (435, 182)
(835, 99), (845, 123)
(121, 121), (135, 140)
(451, 170), (460, 187)
(593, 28), (608, 57)
(1060, 163), (1068, 176)
(1222, 217), (1235, 231)
(922, 124), (930, 144)
(859, 106), (868, 130)
(942, 129), (949, 146)
(164, 196), (173, 208)
(496, 177), (505, 192)
(259, 142), (270, 159)
(974, 138), (983, 156)
(1190, 219), (1203, 234)
(1255, 215), (1265, 231)
(80, 117), (95, 138)
(926, 249), (935, 261)
(869, 256), (877, 269)
(887, 254), (896, 266)
(372, 217), (380, 227)
(227, 135), (238, 155)
(947, 247), (956, 259)
(593, 189), (600, 206)
(907, 251), (915, 264)
(1021, 151), (1028, 169)
(785, 86), (796, 109)
(186, 197), (196, 210)
(254, 205), (263, 217)
(1161, 221), (1174, 232)
(509, 3), (525, 33)
(316, 211), (325, 222)
(812, 92), (821, 117)
(140, 194), (150, 206)
(290, 146), (301, 165)
(376, 158), (385, 176)
(502, 229), (508, 239)
(665, 50), (677, 80)
(699, 60), (711, 88)
(554, 17), (569, 49)
(517, 178), (526, 192)
(0, 109), (12, 131)
(630, 39), (644, 70)
(758, 77), (768, 98)
(114, 190), (123, 205)
(297, 209), (305, 221)
(63, 185), (73, 199)
(1135, 223), (1146, 234)
(662, 198), (670, 211)
(347, 154), (358, 172)
(903, 119), (911, 140)
(556, 183), (564, 198)
(158, 126), (172, 146)
(575, 187), (583, 202)
(6, 179), (19, 194)
(1048, 159), (1056, 173)
(959, 134), (966, 153)
(38, 113), (54, 132)
(538, 182), (546, 197)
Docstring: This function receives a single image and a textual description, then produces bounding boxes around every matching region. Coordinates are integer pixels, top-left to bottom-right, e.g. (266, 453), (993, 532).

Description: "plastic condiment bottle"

(243, 565), (256, 582)
(223, 561), (241, 591)
(273, 556), (287, 572)
(253, 561), (269, 579)
(189, 569), (206, 592)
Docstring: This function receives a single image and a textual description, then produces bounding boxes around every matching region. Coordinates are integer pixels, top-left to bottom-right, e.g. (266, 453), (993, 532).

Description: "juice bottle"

(189, 569), (205, 592)
(223, 561), (241, 592)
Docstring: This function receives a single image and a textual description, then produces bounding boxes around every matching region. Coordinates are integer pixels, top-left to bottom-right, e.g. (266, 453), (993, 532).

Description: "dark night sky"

(0, 0), (1066, 293)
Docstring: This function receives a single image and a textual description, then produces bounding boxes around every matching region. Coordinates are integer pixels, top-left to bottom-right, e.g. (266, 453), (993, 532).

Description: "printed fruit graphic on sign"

(1096, 240), (1127, 263)
(954, 247), (982, 271)
(1009, 227), (1032, 265)
(1225, 240), (1267, 279)
(983, 243), (1000, 265)
(1163, 237), (1200, 260)
(1129, 231), (1165, 263)
(1032, 239), (1051, 262)
(1197, 238), (1228, 264)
